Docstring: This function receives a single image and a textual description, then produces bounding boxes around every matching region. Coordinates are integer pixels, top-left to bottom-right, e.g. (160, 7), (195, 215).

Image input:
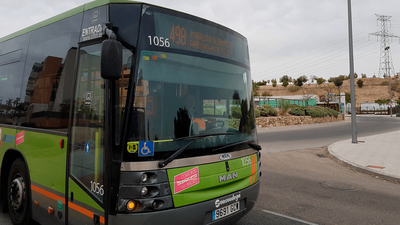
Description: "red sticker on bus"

(16, 131), (25, 145)
(174, 166), (199, 194)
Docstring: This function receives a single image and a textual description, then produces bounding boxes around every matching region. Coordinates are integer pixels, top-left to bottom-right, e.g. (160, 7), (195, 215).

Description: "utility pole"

(348, 0), (357, 143)
(369, 14), (400, 116)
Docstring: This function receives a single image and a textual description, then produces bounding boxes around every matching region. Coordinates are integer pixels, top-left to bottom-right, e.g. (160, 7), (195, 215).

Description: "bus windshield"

(123, 6), (256, 161)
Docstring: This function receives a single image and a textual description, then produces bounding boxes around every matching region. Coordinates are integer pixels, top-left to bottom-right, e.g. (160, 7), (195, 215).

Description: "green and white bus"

(0, 0), (261, 224)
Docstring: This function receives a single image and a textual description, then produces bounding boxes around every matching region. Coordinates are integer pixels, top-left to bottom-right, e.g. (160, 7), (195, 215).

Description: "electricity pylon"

(369, 14), (399, 78)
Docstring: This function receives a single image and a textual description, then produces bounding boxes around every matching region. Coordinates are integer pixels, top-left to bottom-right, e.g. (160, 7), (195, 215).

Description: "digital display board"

(141, 8), (250, 67)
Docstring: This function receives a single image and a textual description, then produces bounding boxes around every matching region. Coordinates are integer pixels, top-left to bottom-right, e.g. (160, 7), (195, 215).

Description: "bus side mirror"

(101, 39), (123, 80)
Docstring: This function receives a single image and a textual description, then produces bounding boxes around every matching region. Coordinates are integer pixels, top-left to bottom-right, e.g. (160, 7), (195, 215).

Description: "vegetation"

(230, 106), (242, 119)
(278, 100), (291, 115)
(272, 79), (277, 87)
(375, 99), (390, 105)
(345, 92), (351, 104)
(334, 78), (343, 87)
(261, 91), (273, 97)
(288, 85), (300, 92)
(252, 80), (260, 96)
(279, 75), (289, 84)
(258, 104), (278, 117)
(357, 79), (364, 88)
(289, 106), (338, 118)
(316, 77), (326, 85)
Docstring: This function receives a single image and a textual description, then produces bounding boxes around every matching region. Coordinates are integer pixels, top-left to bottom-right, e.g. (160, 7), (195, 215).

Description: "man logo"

(219, 172), (238, 183)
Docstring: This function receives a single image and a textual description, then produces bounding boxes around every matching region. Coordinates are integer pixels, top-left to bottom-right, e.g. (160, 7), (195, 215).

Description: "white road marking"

(262, 209), (318, 225)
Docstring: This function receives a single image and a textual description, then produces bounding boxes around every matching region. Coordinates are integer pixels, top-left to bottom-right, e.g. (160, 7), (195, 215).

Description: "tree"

(252, 80), (260, 96)
(279, 75), (289, 83)
(334, 78), (343, 88)
(316, 77), (326, 85)
(328, 77), (336, 83)
(338, 75), (348, 80)
(357, 79), (363, 88)
(361, 73), (367, 78)
(282, 80), (289, 87)
(345, 92), (351, 104)
(310, 75), (318, 84)
(271, 79), (277, 87)
(295, 77), (303, 87)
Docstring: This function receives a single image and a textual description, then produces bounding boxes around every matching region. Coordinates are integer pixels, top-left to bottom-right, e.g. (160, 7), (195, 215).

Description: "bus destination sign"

(147, 11), (249, 66)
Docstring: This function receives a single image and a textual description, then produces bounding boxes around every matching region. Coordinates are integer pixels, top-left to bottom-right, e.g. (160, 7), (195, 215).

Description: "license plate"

(212, 202), (240, 221)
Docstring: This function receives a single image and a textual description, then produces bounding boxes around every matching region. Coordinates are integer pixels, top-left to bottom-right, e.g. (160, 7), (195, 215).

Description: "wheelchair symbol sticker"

(138, 141), (154, 157)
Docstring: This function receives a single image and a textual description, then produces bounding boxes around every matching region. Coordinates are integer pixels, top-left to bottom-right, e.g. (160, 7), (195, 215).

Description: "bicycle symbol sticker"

(138, 141), (154, 157)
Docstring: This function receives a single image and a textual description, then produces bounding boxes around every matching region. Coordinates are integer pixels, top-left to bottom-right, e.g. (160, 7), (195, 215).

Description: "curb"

(327, 144), (400, 184)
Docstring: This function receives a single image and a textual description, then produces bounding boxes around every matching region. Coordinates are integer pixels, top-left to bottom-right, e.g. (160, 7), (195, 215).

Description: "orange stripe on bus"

(31, 184), (105, 224)
(31, 185), (65, 203)
(69, 202), (105, 224)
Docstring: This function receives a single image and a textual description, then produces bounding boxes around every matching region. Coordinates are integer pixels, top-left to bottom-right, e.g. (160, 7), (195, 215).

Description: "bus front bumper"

(108, 181), (260, 225)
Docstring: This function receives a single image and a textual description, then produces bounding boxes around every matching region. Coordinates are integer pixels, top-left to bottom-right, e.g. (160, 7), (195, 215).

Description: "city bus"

(0, 0), (261, 224)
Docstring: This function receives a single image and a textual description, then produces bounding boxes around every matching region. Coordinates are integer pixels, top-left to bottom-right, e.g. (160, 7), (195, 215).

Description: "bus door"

(68, 44), (106, 224)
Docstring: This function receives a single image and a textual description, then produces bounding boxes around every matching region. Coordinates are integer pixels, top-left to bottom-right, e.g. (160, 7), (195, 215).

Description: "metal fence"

(346, 106), (398, 115)
(256, 98), (317, 108)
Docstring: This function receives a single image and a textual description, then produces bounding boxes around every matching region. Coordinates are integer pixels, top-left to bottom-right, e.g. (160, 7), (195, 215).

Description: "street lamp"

(385, 46), (392, 117)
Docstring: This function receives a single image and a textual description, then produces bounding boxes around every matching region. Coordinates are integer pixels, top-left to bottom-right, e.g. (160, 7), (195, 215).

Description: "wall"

(256, 114), (345, 128)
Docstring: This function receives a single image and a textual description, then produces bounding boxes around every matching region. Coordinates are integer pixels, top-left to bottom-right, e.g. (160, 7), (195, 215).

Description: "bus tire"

(7, 158), (31, 225)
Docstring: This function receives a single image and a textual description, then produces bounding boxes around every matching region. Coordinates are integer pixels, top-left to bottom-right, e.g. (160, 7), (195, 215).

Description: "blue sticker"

(84, 142), (91, 154)
(138, 141), (154, 157)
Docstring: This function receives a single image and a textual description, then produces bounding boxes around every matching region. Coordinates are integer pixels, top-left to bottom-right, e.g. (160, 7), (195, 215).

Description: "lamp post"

(385, 46), (393, 117)
(348, 0), (357, 143)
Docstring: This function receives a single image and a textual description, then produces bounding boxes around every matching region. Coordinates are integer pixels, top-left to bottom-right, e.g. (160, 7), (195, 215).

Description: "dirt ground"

(258, 77), (400, 107)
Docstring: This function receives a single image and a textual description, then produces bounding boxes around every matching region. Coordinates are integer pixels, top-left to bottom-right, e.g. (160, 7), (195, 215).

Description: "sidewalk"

(328, 129), (400, 183)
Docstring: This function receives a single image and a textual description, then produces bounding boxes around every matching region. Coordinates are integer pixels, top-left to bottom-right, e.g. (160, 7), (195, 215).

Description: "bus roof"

(0, 0), (142, 43)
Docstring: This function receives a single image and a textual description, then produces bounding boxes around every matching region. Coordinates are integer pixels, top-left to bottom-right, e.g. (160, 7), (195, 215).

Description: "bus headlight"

(141, 187), (148, 196)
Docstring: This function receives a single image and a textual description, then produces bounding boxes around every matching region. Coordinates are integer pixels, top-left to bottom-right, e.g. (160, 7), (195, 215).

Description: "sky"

(1, 0), (400, 83)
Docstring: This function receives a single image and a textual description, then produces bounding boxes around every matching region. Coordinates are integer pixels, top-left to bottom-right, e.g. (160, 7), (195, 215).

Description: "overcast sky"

(1, 0), (400, 82)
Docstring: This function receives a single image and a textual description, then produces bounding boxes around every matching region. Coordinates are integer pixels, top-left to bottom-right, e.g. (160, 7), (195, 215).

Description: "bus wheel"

(7, 158), (31, 225)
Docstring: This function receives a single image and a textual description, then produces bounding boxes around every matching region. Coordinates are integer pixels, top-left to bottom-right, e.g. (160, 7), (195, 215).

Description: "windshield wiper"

(158, 132), (236, 168)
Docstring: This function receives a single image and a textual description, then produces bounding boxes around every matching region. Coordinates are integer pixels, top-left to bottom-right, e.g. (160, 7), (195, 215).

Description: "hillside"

(257, 77), (400, 107)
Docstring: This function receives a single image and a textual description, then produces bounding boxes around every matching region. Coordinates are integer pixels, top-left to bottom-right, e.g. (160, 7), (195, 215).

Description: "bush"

(289, 108), (305, 116)
(357, 79), (363, 88)
(231, 106), (241, 119)
(254, 107), (261, 118)
(278, 100), (291, 115)
(258, 105), (277, 117)
(288, 86), (300, 92)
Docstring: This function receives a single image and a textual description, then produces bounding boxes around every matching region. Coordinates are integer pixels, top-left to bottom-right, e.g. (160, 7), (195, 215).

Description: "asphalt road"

(234, 115), (400, 225)
(258, 115), (400, 154)
(235, 147), (400, 225)
(2, 115), (400, 224)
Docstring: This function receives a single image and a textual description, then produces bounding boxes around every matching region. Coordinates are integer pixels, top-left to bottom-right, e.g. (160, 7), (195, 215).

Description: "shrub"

(258, 105), (278, 117)
(357, 79), (363, 88)
(231, 106), (242, 119)
(254, 107), (261, 118)
(288, 86), (300, 92)
(278, 100), (291, 115)
(289, 108), (305, 116)
(262, 91), (273, 97)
